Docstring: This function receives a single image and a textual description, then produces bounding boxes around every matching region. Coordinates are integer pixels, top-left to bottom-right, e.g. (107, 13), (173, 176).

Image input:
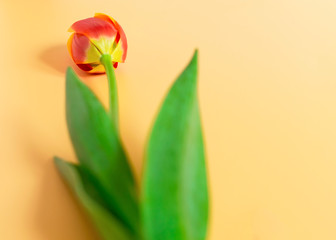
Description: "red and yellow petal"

(68, 33), (89, 63)
(69, 17), (117, 40)
(76, 63), (106, 74)
(87, 64), (105, 74)
(94, 13), (128, 62)
(111, 40), (126, 62)
(90, 37), (116, 56)
(68, 33), (104, 72)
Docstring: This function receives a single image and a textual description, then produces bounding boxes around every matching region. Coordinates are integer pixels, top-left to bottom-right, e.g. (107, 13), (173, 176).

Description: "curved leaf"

(54, 157), (134, 240)
(142, 50), (209, 240)
(65, 68), (139, 236)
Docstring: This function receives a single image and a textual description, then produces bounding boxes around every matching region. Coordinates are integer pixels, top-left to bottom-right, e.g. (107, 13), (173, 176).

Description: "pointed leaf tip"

(189, 49), (198, 66)
(66, 67), (77, 81)
(53, 156), (134, 240)
(66, 66), (73, 75)
(193, 49), (198, 59)
(54, 156), (62, 166)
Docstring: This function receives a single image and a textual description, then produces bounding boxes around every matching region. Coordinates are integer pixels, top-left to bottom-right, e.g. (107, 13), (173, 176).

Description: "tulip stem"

(101, 54), (119, 131)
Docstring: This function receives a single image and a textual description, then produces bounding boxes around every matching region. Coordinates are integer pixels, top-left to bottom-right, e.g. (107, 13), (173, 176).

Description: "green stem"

(100, 54), (119, 131)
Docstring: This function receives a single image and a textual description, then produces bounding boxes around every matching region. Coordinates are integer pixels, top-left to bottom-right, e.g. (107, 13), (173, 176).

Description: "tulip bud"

(67, 13), (127, 73)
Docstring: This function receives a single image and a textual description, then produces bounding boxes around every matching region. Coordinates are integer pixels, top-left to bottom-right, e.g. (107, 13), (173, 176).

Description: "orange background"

(1, 0), (336, 239)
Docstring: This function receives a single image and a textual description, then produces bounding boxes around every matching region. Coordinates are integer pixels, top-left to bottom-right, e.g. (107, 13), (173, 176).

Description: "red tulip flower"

(67, 13), (127, 73)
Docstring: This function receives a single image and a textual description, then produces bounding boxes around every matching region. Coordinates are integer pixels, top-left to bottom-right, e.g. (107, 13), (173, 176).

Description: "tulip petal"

(67, 33), (75, 58)
(90, 37), (116, 57)
(68, 33), (101, 65)
(95, 13), (127, 62)
(111, 40), (126, 63)
(89, 65), (105, 74)
(70, 17), (117, 40)
(68, 33), (90, 63)
(70, 17), (118, 56)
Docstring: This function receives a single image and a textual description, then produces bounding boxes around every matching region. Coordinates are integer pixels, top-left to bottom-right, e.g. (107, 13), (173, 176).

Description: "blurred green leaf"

(142, 50), (209, 240)
(54, 157), (134, 240)
(64, 68), (139, 236)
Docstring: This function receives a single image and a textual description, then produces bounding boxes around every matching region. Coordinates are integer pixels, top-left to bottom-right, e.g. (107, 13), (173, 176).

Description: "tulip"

(67, 13), (127, 73)
(67, 13), (128, 129)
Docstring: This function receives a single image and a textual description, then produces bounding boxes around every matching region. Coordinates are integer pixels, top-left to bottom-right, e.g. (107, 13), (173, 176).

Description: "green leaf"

(54, 157), (133, 240)
(65, 68), (139, 236)
(142, 50), (209, 240)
